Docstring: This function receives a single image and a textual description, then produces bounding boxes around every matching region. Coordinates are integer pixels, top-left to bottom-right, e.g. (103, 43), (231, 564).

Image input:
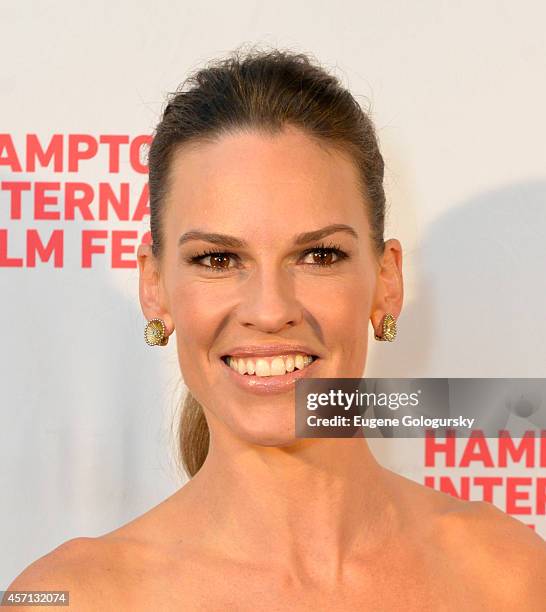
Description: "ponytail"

(177, 391), (210, 478)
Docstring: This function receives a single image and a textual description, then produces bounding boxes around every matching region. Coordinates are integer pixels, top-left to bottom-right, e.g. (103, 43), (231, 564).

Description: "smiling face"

(138, 124), (403, 447)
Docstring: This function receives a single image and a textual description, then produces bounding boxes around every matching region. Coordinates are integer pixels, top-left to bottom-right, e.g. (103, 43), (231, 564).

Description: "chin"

(230, 416), (298, 447)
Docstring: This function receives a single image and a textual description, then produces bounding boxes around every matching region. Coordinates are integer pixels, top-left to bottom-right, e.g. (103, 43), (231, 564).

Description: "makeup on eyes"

(183, 242), (351, 273)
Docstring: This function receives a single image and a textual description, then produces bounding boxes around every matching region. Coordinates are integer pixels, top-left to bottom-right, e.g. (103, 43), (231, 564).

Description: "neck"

(176, 426), (401, 584)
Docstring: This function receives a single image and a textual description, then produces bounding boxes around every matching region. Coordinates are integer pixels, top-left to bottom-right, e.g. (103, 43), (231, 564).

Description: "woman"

(8, 46), (546, 610)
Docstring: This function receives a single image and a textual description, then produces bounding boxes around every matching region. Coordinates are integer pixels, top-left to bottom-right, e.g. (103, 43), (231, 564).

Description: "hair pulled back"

(147, 45), (386, 478)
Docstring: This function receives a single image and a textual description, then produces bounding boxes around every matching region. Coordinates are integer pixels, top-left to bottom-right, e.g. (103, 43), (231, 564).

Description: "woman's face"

(139, 125), (402, 446)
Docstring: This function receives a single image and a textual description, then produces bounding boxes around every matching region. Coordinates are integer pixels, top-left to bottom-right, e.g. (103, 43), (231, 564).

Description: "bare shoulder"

(6, 537), (123, 611)
(6, 491), (197, 610)
(383, 469), (546, 608)
(433, 499), (546, 608)
(6, 492), (188, 611)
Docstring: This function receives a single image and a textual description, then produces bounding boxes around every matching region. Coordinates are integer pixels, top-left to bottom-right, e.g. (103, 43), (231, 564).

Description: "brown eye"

(188, 250), (239, 272)
(208, 253), (231, 269)
(301, 247), (346, 267)
(311, 250), (334, 265)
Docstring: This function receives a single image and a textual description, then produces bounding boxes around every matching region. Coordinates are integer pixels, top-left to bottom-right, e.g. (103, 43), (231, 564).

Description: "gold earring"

(144, 318), (169, 346)
(374, 313), (397, 342)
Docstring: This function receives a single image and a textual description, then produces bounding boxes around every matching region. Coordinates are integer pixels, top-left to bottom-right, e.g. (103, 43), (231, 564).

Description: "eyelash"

(186, 242), (349, 273)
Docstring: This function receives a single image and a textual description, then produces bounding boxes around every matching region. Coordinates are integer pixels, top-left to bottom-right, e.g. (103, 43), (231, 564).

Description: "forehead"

(164, 125), (368, 241)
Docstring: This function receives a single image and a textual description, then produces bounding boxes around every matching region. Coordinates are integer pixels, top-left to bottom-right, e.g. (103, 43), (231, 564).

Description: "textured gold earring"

(144, 318), (169, 346)
(374, 313), (397, 342)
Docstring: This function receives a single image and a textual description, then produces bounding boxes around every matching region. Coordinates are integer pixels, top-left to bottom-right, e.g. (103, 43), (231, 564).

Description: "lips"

(220, 343), (322, 359)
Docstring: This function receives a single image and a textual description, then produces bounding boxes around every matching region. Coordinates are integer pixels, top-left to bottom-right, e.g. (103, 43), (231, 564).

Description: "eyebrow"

(177, 223), (359, 248)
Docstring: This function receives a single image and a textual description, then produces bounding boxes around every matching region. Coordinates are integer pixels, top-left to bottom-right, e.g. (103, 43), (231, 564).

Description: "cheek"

(313, 273), (372, 374)
(317, 274), (372, 334)
(169, 281), (222, 362)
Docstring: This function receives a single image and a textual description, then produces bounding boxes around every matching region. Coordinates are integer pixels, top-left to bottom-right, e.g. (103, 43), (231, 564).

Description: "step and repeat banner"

(2, 0), (546, 587)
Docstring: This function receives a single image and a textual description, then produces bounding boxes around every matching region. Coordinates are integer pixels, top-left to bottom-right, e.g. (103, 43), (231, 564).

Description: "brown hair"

(147, 44), (386, 479)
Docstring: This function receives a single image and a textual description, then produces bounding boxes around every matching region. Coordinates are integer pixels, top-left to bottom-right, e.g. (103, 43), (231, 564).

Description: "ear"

(370, 238), (404, 334)
(136, 243), (173, 333)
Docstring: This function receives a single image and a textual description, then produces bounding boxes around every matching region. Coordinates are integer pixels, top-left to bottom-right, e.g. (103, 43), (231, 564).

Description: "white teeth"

(246, 358), (255, 375)
(226, 353), (315, 377)
(255, 359), (270, 377)
(237, 359), (247, 375)
(285, 355), (295, 372)
(270, 357), (286, 376)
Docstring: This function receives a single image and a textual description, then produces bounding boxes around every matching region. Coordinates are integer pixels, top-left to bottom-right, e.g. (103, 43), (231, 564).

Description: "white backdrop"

(2, 0), (545, 587)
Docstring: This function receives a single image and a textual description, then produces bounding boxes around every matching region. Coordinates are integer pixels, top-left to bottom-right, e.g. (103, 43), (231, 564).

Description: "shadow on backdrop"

(367, 180), (546, 378)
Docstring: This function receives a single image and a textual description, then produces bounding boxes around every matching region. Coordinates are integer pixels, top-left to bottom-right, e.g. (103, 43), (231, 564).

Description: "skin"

(7, 125), (546, 610)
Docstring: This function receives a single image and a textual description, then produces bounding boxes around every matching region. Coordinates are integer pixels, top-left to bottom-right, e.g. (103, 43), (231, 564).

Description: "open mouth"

(220, 354), (319, 377)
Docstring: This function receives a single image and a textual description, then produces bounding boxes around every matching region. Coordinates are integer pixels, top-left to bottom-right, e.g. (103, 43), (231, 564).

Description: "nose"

(236, 264), (303, 333)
